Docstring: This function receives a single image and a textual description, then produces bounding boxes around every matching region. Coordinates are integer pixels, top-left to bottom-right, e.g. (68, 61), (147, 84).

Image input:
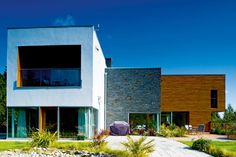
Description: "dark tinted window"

(211, 90), (218, 108)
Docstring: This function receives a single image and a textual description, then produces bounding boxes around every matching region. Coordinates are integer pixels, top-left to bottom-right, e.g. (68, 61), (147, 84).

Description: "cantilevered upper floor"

(7, 26), (106, 109)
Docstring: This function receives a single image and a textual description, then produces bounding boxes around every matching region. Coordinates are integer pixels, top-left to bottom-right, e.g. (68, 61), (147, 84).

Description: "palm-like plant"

(121, 136), (155, 157)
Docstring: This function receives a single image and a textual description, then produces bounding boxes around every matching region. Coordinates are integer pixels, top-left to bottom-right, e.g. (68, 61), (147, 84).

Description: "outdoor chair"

(196, 124), (205, 134)
(185, 124), (199, 134)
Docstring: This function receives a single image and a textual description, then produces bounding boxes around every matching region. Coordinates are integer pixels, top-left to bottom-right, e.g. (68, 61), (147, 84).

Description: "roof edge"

(162, 74), (225, 76)
(8, 25), (94, 30)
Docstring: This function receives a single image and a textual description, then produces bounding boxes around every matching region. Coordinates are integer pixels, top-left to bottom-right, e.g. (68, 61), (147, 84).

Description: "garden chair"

(185, 124), (197, 134)
(196, 124), (205, 134)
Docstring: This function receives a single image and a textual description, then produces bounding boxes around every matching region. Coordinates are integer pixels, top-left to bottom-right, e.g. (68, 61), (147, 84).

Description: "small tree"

(0, 72), (6, 132)
(223, 104), (236, 123)
(211, 112), (222, 123)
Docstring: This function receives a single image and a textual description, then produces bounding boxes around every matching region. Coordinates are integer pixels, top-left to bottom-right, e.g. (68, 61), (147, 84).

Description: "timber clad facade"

(161, 75), (225, 131)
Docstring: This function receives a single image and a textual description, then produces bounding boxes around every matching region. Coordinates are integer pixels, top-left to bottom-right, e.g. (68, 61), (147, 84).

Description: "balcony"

(20, 68), (81, 87)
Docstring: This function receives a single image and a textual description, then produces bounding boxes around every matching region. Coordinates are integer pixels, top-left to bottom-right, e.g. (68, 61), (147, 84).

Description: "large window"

(18, 45), (81, 87)
(8, 107), (39, 138)
(129, 113), (159, 130)
(211, 90), (218, 108)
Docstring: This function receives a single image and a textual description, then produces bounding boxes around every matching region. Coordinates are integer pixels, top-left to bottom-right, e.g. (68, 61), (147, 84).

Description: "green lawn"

(0, 141), (92, 151)
(0, 141), (127, 156)
(180, 140), (236, 154)
(0, 141), (28, 151)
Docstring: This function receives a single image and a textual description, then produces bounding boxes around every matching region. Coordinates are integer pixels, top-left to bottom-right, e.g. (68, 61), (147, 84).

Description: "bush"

(192, 138), (211, 152)
(208, 145), (236, 157)
(122, 136), (155, 157)
(226, 123), (236, 135)
(92, 130), (109, 148)
(77, 133), (85, 140)
(159, 124), (186, 137)
(147, 129), (156, 136)
(210, 128), (226, 135)
(30, 130), (57, 148)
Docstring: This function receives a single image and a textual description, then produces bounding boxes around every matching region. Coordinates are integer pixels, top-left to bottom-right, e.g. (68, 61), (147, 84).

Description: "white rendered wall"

(7, 27), (96, 107)
(92, 31), (106, 130)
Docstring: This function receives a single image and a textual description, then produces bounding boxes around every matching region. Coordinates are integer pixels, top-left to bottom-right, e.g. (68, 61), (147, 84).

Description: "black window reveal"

(211, 90), (218, 108)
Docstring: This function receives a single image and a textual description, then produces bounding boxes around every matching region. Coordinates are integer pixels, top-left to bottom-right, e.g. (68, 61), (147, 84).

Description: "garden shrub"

(30, 130), (57, 148)
(159, 124), (186, 137)
(147, 129), (156, 136)
(122, 136), (155, 157)
(91, 129), (110, 149)
(192, 138), (211, 152)
(77, 133), (85, 140)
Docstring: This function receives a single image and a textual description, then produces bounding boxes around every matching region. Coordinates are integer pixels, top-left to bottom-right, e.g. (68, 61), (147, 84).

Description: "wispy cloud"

(52, 15), (75, 26)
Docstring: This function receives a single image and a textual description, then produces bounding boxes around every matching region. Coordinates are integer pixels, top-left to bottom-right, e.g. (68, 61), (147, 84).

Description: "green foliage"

(30, 130), (57, 148)
(77, 133), (85, 140)
(121, 136), (155, 157)
(226, 123), (236, 135)
(181, 140), (236, 157)
(0, 72), (6, 130)
(223, 104), (236, 123)
(192, 138), (211, 152)
(53, 141), (92, 150)
(159, 124), (186, 137)
(212, 112), (222, 123)
(210, 127), (226, 135)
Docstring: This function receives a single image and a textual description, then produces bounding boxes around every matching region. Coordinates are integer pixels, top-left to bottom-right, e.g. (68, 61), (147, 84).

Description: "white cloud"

(52, 15), (75, 26)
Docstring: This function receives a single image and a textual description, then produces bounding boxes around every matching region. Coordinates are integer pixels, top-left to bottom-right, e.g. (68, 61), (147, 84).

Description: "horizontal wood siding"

(161, 75), (225, 131)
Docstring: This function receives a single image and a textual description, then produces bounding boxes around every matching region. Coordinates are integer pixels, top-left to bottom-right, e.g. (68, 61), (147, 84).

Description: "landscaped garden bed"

(180, 139), (236, 157)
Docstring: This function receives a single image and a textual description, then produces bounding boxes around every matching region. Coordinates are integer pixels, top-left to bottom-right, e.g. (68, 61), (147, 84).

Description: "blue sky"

(0, 0), (235, 108)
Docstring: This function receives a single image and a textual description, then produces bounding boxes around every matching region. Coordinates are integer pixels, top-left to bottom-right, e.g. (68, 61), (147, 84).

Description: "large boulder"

(109, 121), (130, 136)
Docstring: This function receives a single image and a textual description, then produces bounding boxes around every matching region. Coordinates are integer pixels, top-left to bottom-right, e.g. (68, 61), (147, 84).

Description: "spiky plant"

(121, 136), (155, 157)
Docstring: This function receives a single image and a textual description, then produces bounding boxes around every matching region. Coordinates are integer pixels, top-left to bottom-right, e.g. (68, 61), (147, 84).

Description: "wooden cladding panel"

(161, 75), (225, 112)
(161, 75), (225, 131)
(189, 111), (211, 131)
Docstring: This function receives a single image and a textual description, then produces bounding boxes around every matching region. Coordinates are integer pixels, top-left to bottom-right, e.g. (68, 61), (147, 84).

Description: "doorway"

(40, 107), (57, 132)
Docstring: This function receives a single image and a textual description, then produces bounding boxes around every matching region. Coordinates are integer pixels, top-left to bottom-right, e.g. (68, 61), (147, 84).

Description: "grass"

(52, 141), (92, 150)
(0, 141), (127, 156)
(0, 141), (28, 151)
(180, 140), (236, 155)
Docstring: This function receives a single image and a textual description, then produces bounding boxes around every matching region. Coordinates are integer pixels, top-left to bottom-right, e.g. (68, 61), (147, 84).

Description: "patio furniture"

(185, 125), (197, 134)
(109, 121), (130, 136)
(196, 124), (205, 134)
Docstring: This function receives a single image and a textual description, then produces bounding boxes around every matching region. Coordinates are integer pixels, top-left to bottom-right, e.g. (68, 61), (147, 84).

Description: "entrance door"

(40, 107), (57, 132)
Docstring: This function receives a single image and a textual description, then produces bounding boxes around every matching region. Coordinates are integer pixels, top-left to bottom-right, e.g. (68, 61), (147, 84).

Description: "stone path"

(106, 136), (212, 157)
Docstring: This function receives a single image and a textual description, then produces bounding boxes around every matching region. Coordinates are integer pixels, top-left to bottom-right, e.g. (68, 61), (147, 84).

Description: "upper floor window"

(17, 45), (81, 87)
(211, 90), (218, 108)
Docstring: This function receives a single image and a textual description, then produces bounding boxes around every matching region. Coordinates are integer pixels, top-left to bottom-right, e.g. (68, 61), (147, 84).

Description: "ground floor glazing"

(7, 107), (98, 139)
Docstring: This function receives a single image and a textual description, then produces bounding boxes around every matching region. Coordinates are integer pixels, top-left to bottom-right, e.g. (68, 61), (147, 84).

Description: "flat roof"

(8, 25), (94, 30)
(162, 74), (225, 76)
(105, 67), (161, 70)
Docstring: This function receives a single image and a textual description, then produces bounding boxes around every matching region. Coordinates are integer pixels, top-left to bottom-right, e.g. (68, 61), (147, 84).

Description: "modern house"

(6, 26), (225, 139)
(7, 26), (106, 138)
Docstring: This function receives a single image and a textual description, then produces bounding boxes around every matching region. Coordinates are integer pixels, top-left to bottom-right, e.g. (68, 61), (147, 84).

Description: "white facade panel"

(7, 27), (97, 107)
(92, 31), (107, 130)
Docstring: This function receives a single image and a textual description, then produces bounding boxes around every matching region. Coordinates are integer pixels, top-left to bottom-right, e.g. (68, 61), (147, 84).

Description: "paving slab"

(106, 136), (212, 157)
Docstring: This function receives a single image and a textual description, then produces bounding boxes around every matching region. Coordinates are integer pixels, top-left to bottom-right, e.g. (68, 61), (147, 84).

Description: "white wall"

(7, 26), (95, 107)
(92, 31), (106, 130)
